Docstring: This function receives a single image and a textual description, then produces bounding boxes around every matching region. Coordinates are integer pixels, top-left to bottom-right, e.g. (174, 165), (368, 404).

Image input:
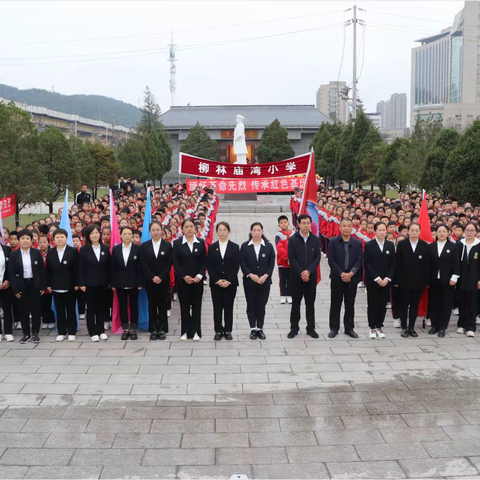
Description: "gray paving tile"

(123, 406), (185, 419)
(247, 405), (308, 418)
(329, 391), (388, 403)
(187, 384), (243, 395)
(186, 406), (246, 419)
(25, 466), (102, 479)
(401, 412), (469, 427)
(100, 466), (176, 478)
(156, 394), (215, 406)
(45, 433), (115, 448)
(327, 461), (406, 478)
(86, 419), (152, 433)
(379, 426), (450, 443)
(0, 432), (48, 447)
(176, 465), (252, 480)
(113, 433), (181, 448)
(253, 463), (329, 479)
(150, 419), (215, 433)
(314, 428), (384, 445)
(62, 407), (125, 419)
(21, 418), (88, 433)
(215, 394), (274, 406)
(287, 445), (358, 463)
(216, 447), (288, 465)
(365, 402), (427, 415)
(216, 418), (280, 433)
(279, 417), (345, 432)
(0, 466), (28, 479)
(443, 424), (480, 441)
(0, 448), (74, 466)
(399, 457), (479, 478)
(0, 419), (26, 433)
(98, 395), (158, 407)
(142, 448), (215, 466)
(182, 433), (249, 448)
(342, 414), (408, 430)
(423, 440), (480, 457)
(272, 393), (331, 405)
(2, 406), (65, 418)
(356, 442), (429, 460)
(249, 431), (318, 447)
(70, 448), (144, 466)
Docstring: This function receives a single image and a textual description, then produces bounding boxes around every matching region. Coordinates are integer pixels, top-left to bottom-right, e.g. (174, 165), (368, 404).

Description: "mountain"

(0, 84), (142, 128)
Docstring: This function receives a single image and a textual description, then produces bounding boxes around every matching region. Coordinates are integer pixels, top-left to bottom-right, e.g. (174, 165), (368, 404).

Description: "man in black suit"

(364, 222), (396, 339)
(287, 214), (321, 339)
(327, 218), (363, 338)
(75, 184), (92, 206)
(9, 230), (46, 344)
(0, 242), (14, 341)
(46, 229), (79, 342)
(394, 222), (430, 338)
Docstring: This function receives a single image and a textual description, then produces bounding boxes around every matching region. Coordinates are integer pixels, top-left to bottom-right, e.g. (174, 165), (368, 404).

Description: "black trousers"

(85, 286), (109, 336)
(278, 268), (291, 297)
(116, 288), (139, 330)
(0, 288), (13, 335)
(211, 284), (237, 334)
(399, 288), (424, 330)
(290, 278), (317, 333)
(391, 286), (401, 319)
(458, 289), (478, 332)
(76, 290), (85, 315)
(18, 279), (41, 336)
(41, 292), (55, 324)
(329, 280), (357, 332)
(366, 283), (390, 329)
(52, 290), (77, 336)
(429, 282), (455, 331)
(177, 281), (203, 338)
(146, 282), (169, 333)
(244, 281), (270, 330)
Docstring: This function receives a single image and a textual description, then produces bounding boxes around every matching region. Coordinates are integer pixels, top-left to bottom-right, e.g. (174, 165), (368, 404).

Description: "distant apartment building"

(366, 112), (382, 129)
(376, 93), (407, 130)
(411, 1), (480, 130)
(316, 81), (347, 123)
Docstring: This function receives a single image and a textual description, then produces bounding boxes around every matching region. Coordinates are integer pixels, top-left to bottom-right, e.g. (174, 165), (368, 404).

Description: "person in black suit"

(46, 229), (79, 342)
(239, 222), (275, 340)
(287, 214), (321, 339)
(9, 229), (46, 344)
(140, 221), (172, 341)
(173, 218), (207, 341)
(428, 224), (460, 337)
(364, 222), (396, 339)
(327, 218), (363, 338)
(0, 242), (14, 342)
(457, 223), (480, 337)
(394, 222), (430, 338)
(207, 221), (240, 341)
(111, 227), (142, 340)
(79, 225), (111, 342)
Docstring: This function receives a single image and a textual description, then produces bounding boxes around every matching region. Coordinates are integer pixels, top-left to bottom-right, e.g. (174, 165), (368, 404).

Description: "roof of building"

(159, 105), (332, 129)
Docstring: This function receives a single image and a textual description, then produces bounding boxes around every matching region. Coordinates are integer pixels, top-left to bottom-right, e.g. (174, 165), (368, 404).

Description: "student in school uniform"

(207, 221), (240, 341)
(9, 230), (46, 344)
(38, 235), (55, 330)
(0, 241), (14, 342)
(46, 229), (79, 342)
(79, 225), (111, 342)
(275, 215), (293, 305)
(111, 227), (143, 340)
(173, 218), (207, 341)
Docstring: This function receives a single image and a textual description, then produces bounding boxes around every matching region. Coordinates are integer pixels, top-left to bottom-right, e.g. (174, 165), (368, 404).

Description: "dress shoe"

(307, 330), (319, 339)
(345, 330), (359, 339)
(287, 330), (297, 339)
(214, 333), (223, 341)
(257, 330), (266, 340)
(400, 329), (409, 338)
(428, 327), (437, 335)
(150, 332), (158, 341)
(121, 331), (130, 341)
(130, 331), (138, 340)
(157, 331), (166, 340)
(250, 329), (258, 340)
(409, 329), (418, 338)
(328, 330), (338, 338)
(438, 329), (446, 338)
(224, 332), (233, 341)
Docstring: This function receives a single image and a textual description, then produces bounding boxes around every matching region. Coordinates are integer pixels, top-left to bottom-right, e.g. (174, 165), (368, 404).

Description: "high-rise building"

(316, 81), (347, 123)
(376, 94), (407, 130)
(411, 1), (480, 130)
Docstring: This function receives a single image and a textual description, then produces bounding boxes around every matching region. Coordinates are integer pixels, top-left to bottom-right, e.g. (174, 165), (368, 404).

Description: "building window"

(455, 114), (462, 120)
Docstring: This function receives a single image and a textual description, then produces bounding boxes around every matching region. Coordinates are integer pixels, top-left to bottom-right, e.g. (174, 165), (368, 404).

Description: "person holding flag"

(0, 209), (14, 342)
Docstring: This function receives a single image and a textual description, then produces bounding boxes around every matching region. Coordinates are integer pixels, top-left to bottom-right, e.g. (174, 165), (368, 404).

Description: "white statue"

(234, 114), (248, 164)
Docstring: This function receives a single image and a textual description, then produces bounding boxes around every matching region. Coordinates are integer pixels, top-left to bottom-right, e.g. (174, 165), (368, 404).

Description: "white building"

(376, 94), (407, 130)
(316, 81), (347, 123)
(366, 112), (382, 129)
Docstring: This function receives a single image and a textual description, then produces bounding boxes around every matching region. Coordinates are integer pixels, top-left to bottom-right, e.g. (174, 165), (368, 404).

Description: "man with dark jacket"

(75, 184), (92, 206)
(287, 214), (321, 338)
(327, 218), (363, 338)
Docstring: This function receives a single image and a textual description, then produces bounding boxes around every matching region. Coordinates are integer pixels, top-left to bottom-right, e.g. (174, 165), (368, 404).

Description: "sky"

(0, 1), (465, 126)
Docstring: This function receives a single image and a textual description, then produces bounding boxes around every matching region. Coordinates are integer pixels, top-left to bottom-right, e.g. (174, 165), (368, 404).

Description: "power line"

(337, 10), (347, 84)
(356, 9), (367, 82)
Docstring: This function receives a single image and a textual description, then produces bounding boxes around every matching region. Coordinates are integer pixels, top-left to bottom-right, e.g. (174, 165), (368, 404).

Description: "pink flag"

(417, 190), (432, 318)
(109, 190), (123, 334)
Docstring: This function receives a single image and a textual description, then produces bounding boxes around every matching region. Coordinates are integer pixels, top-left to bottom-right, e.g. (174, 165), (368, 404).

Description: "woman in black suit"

(457, 223), (480, 337)
(239, 222), (275, 340)
(172, 218), (207, 341)
(111, 227), (142, 340)
(428, 224), (460, 337)
(0, 242), (14, 342)
(79, 225), (111, 342)
(207, 221), (240, 341)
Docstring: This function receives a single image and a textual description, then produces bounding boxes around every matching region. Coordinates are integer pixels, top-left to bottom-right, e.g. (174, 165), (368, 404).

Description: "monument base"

(224, 193), (258, 201)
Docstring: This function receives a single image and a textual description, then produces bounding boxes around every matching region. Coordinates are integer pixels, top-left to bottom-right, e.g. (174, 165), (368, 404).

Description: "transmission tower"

(168, 30), (177, 107)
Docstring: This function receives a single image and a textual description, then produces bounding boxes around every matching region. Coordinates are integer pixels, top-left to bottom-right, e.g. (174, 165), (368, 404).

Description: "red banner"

(0, 194), (16, 219)
(187, 177), (306, 194)
(179, 152), (310, 179)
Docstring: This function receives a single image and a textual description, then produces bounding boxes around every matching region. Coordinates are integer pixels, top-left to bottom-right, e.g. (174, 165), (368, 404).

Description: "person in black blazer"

(428, 224), (460, 337)
(457, 223), (480, 336)
(46, 229), (79, 342)
(327, 218), (363, 338)
(364, 222), (396, 339)
(0, 243), (14, 341)
(207, 221), (240, 341)
(9, 229), (46, 344)
(173, 219), (207, 341)
(140, 221), (172, 341)
(239, 222), (275, 340)
(79, 225), (111, 342)
(287, 214), (321, 339)
(394, 222), (430, 338)
(111, 227), (142, 340)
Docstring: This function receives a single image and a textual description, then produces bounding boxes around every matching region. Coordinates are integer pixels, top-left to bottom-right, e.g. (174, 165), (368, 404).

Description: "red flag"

(109, 190), (123, 334)
(417, 190), (432, 318)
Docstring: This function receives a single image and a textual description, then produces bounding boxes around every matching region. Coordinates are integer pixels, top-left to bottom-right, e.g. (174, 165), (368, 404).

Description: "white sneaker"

(100, 333), (108, 341)
(104, 322), (110, 331)
(425, 318), (431, 327)
(393, 319), (401, 328)
(287, 296), (293, 304)
(91, 335), (100, 342)
(321, 252), (327, 258)
(476, 316), (480, 325)
(79, 314), (85, 320)
(68, 335), (76, 342)
(47, 323), (55, 329)
(369, 329), (377, 339)
(453, 308), (459, 315)
(457, 327), (466, 334)
(41, 324), (49, 329)
(193, 333), (200, 342)
(167, 310), (171, 317)
(386, 302), (391, 310)
(173, 293), (178, 301)
(467, 331), (475, 337)
(180, 333), (187, 341)
(280, 297), (286, 304)
(358, 281), (364, 288)
(56, 335), (65, 342)
(377, 328), (386, 339)
(4, 335), (14, 342)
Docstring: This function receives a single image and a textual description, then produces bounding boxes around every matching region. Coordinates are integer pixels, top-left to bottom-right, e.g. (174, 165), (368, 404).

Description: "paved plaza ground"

(1, 212), (480, 479)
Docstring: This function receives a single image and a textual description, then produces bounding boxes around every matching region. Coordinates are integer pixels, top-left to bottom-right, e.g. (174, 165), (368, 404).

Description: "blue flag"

(138, 189), (151, 331)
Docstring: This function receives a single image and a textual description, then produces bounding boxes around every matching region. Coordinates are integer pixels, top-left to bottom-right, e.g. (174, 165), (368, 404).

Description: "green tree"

(0, 102), (44, 225)
(257, 119), (294, 163)
(310, 122), (343, 185)
(117, 136), (148, 180)
(361, 141), (388, 190)
(444, 120), (480, 204)
(409, 115), (443, 174)
(181, 122), (219, 161)
(138, 86), (162, 135)
(335, 122), (355, 185)
(321, 137), (340, 185)
(38, 127), (78, 213)
(86, 141), (119, 198)
(70, 136), (95, 194)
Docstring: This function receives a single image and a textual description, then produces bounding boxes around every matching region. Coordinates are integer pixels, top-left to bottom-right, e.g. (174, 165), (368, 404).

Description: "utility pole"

(352, 4), (357, 121)
(168, 29), (177, 107)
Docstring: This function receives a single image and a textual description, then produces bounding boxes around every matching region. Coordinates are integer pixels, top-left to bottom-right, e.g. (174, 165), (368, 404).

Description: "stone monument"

(233, 114), (248, 164)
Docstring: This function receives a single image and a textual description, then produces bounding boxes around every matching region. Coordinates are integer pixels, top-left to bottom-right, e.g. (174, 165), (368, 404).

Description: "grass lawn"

(373, 189), (398, 199)
(3, 214), (46, 231)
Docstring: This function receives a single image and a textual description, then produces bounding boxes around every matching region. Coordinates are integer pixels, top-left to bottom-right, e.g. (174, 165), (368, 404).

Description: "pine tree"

(257, 119), (294, 163)
(181, 122), (219, 161)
